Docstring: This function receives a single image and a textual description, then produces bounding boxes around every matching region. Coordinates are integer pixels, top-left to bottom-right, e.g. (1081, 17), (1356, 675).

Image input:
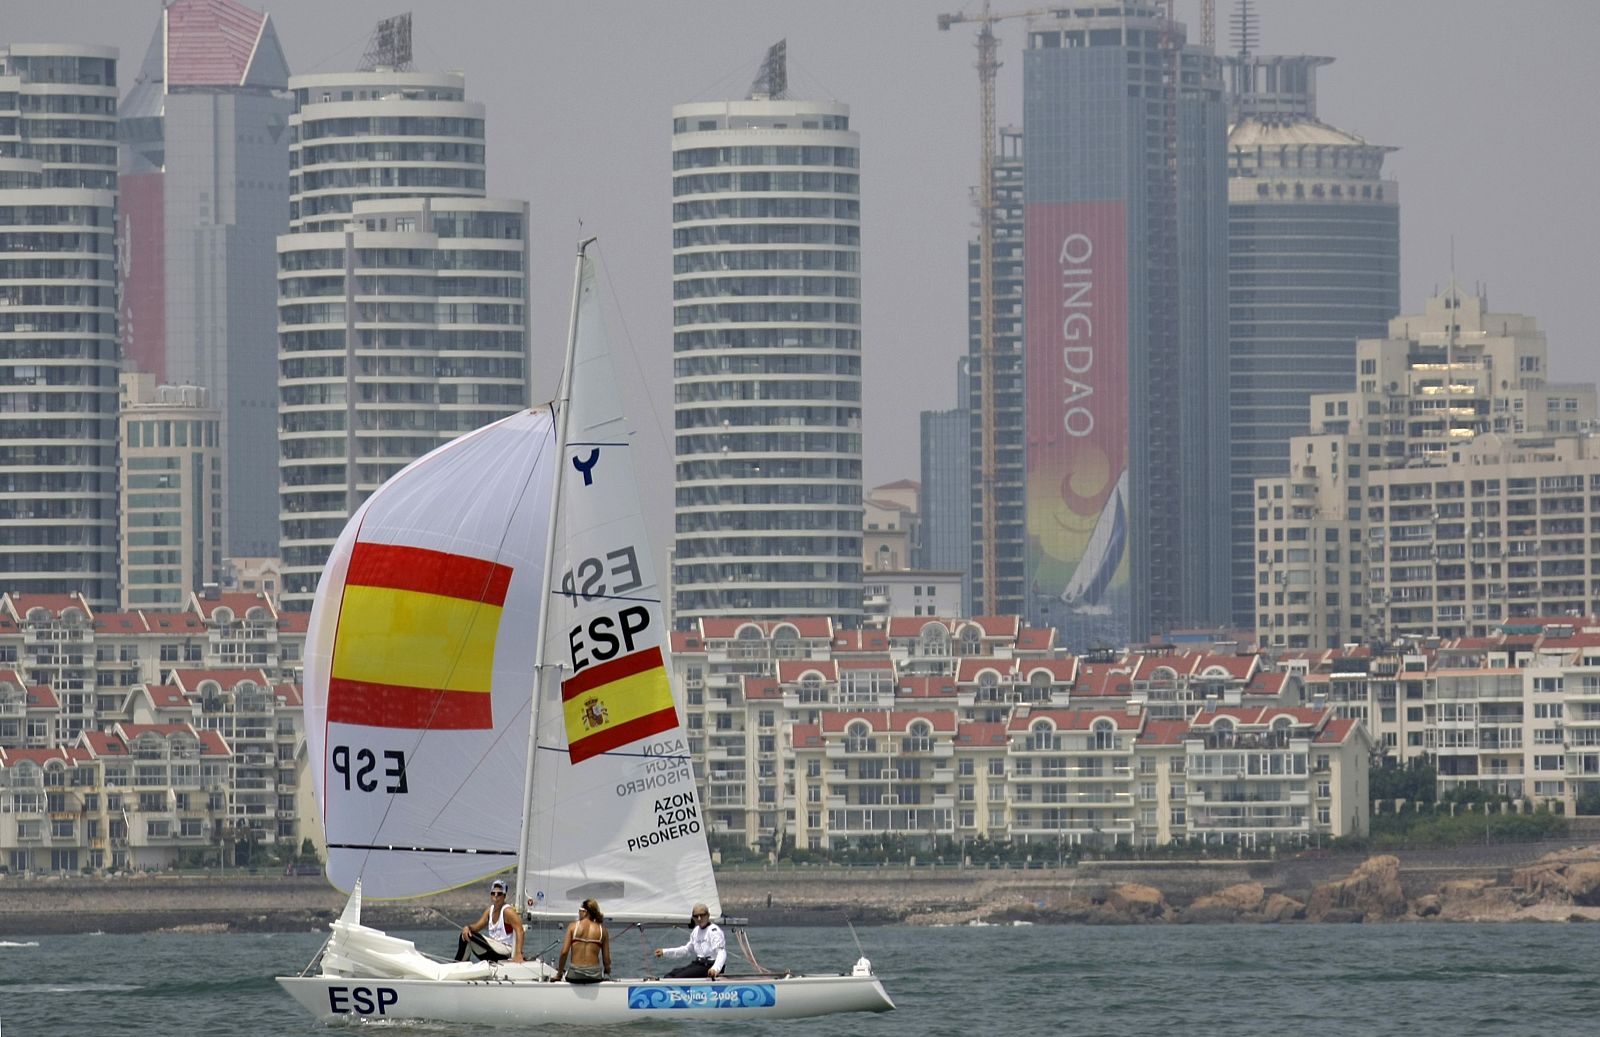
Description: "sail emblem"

(328, 541), (513, 730)
(561, 646), (677, 764)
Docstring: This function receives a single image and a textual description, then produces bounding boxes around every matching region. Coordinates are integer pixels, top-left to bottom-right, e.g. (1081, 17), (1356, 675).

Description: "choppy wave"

(0, 940), (40, 948)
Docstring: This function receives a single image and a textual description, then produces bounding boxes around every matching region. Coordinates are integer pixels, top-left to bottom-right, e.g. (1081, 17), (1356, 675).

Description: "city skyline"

(7, 0), (1597, 525)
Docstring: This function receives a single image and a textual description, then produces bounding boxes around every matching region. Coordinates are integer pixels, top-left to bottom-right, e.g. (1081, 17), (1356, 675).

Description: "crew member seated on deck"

(556, 898), (611, 983)
(654, 903), (725, 979)
(456, 878), (524, 963)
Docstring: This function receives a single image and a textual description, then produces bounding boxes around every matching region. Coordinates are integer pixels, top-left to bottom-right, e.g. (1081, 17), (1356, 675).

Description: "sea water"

(1, 923), (1596, 1036)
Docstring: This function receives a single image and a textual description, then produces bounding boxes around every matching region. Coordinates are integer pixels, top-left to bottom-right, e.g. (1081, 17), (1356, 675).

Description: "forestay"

(520, 255), (721, 923)
(304, 411), (557, 898)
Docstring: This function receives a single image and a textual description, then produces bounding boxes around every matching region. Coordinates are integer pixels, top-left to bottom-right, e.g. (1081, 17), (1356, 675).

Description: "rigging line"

(595, 250), (671, 469)
(550, 589), (664, 607)
(531, 743), (690, 763)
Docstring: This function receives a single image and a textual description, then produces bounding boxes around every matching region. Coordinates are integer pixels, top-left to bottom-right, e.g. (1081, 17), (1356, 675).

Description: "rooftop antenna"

(749, 39), (787, 100)
(358, 12), (414, 72)
(1231, 0), (1258, 60)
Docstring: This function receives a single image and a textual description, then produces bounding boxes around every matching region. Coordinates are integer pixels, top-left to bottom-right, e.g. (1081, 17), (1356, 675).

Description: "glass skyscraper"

(1022, 4), (1230, 648)
(670, 49), (864, 627)
(120, 0), (292, 561)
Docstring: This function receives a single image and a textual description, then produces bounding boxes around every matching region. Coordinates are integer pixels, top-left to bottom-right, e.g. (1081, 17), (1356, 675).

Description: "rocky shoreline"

(5, 842), (1600, 935)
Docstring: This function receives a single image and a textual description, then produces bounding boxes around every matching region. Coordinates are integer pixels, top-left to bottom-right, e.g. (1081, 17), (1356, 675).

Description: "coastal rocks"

(1561, 862), (1600, 905)
(1305, 855), (1406, 923)
(1105, 883), (1165, 921)
(1178, 883), (1306, 924)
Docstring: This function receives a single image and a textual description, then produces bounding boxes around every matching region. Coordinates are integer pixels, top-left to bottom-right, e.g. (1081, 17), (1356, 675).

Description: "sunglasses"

(491, 890), (506, 897)
(692, 912), (709, 919)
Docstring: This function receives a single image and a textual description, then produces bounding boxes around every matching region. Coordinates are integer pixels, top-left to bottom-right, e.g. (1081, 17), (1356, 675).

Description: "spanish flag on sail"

(327, 541), (512, 730)
(562, 647), (677, 764)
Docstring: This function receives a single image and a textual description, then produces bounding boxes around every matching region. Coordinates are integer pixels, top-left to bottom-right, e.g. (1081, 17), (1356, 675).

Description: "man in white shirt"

(654, 903), (726, 979)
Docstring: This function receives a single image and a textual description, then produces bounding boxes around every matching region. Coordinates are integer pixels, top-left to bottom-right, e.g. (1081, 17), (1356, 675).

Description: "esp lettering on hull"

(327, 985), (399, 1016)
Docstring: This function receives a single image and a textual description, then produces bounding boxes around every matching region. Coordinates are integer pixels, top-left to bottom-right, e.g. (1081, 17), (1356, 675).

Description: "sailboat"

(277, 242), (894, 1023)
(1059, 467), (1128, 615)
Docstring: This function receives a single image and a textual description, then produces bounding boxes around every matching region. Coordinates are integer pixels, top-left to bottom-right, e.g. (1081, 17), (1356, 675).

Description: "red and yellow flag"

(328, 541), (513, 730)
(561, 647), (677, 764)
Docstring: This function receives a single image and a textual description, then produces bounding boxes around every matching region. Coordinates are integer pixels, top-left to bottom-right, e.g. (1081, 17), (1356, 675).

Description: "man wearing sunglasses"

(455, 878), (525, 963)
(653, 903), (726, 979)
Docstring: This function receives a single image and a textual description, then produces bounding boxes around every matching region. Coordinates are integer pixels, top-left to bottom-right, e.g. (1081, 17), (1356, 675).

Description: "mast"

(513, 237), (597, 916)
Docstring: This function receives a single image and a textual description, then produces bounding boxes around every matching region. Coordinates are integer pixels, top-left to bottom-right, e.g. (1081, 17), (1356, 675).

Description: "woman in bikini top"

(556, 898), (611, 983)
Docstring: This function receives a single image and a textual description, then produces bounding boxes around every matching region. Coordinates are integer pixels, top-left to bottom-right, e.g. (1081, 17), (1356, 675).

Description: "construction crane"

(937, 3), (1048, 616)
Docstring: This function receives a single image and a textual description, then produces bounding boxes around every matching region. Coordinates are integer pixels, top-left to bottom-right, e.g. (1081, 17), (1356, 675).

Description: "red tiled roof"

(193, 591), (277, 620)
(195, 729), (231, 756)
(166, 0), (268, 88)
(831, 629), (890, 652)
(791, 723), (822, 748)
(954, 721), (1009, 746)
(777, 660), (836, 683)
(1136, 719), (1191, 746)
(969, 615), (1021, 638)
(1006, 708), (1142, 732)
(956, 658), (1015, 682)
(1189, 653), (1258, 680)
(78, 730), (126, 757)
(671, 630), (704, 653)
(0, 746), (71, 768)
(276, 612), (309, 634)
(818, 709), (957, 734)
(895, 676), (959, 699)
(95, 611), (153, 632)
(742, 676), (782, 700)
(142, 684), (192, 709)
(1019, 659), (1076, 681)
(274, 683), (303, 707)
(837, 656), (894, 671)
(1014, 627), (1054, 651)
(169, 668), (271, 690)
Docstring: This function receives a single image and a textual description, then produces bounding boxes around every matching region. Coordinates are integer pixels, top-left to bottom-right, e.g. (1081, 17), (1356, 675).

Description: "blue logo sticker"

(627, 984), (778, 1010)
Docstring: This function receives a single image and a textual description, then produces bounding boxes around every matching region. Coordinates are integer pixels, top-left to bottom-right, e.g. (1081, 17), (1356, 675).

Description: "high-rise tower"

(0, 44), (121, 608)
(1225, 27), (1400, 630)
(670, 43), (864, 627)
(120, 0), (292, 562)
(1022, 4), (1230, 647)
(276, 32), (529, 611)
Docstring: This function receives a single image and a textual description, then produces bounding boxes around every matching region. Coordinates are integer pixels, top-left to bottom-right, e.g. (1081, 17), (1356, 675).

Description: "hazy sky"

(7, 0), (1600, 513)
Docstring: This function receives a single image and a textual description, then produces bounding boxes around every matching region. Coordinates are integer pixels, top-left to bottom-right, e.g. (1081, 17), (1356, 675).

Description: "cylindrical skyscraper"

(276, 59), (528, 610)
(670, 44), (864, 627)
(0, 44), (121, 610)
(1226, 52), (1400, 631)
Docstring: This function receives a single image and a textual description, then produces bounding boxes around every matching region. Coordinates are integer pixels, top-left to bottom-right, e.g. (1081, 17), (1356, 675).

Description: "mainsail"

(304, 411), (557, 898)
(520, 254), (721, 923)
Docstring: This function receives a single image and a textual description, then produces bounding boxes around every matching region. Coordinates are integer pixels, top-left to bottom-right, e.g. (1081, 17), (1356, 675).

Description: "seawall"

(1, 839), (1588, 936)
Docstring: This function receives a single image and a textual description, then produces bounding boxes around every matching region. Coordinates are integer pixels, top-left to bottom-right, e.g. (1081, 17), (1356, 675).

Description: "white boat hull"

(277, 971), (895, 1024)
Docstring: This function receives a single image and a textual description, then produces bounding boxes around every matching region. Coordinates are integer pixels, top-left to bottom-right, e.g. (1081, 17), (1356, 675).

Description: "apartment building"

(670, 616), (1365, 853)
(1255, 289), (1597, 649)
(0, 590), (303, 747)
